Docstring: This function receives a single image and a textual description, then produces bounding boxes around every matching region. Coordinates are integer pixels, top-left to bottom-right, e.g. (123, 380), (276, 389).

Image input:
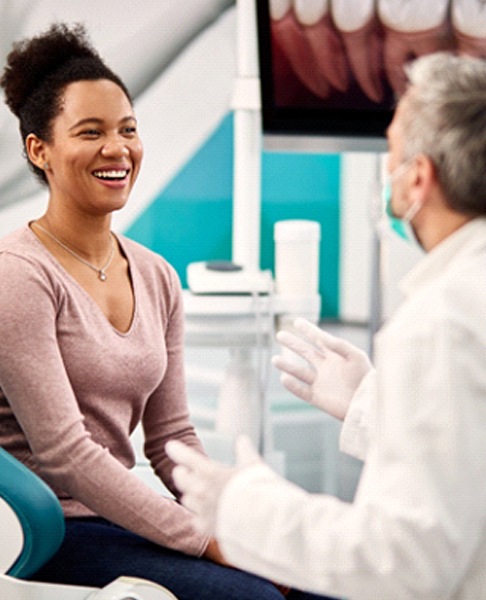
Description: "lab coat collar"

(399, 216), (486, 297)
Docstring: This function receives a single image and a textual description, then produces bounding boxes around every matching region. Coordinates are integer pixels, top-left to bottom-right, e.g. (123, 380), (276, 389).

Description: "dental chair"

(0, 447), (178, 599)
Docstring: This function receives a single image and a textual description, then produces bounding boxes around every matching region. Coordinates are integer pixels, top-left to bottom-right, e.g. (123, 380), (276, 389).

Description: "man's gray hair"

(401, 52), (486, 214)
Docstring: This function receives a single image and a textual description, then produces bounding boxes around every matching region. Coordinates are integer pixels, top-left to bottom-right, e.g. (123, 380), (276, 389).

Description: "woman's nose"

(100, 137), (129, 157)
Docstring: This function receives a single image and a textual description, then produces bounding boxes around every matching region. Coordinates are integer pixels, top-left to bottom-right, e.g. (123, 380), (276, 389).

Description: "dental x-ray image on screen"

(257, 0), (486, 152)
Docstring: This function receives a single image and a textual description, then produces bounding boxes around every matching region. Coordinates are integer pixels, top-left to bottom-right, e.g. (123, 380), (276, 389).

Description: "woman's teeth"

(93, 170), (128, 180)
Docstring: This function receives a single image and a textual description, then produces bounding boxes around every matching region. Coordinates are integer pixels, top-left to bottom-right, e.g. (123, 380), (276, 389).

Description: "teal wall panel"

(260, 151), (340, 318)
(125, 113), (340, 318)
(126, 115), (234, 284)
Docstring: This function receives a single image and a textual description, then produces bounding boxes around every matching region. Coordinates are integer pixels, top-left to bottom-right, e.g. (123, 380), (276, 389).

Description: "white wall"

(340, 153), (422, 325)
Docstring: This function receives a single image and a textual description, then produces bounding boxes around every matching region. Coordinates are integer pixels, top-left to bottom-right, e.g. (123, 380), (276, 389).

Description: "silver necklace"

(32, 222), (116, 282)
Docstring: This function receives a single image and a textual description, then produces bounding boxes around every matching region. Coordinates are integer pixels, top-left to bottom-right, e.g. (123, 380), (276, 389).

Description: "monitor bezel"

(256, 1), (393, 153)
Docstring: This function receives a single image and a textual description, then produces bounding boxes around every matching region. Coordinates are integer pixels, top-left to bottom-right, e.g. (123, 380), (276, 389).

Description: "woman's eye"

(122, 127), (137, 136)
(81, 129), (100, 137)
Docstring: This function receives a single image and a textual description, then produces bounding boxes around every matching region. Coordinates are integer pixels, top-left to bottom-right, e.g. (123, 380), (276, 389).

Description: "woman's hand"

(204, 539), (291, 595)
(203, 538), (231, 567)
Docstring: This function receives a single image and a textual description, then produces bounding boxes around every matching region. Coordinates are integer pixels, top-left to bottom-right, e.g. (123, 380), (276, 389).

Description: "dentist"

(167, 51), (486, 600)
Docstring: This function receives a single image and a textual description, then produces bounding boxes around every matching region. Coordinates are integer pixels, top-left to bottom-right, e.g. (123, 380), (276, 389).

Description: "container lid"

(274, 220), (321, 242)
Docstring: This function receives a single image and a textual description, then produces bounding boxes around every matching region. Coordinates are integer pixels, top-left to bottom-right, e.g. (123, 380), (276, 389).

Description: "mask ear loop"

(379, 159), (424, 250)
(402, 197), (422, 223)
(399, 155), (425, 225)
(388, 158), (421, 219)
(389, 159), (414, 185)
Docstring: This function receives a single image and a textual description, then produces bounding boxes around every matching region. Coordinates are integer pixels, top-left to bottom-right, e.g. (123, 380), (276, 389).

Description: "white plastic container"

(274, 220), (321, 296)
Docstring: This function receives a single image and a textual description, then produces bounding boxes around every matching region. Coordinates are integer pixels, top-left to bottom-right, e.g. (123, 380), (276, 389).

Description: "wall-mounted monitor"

(256, 0), (486, 153)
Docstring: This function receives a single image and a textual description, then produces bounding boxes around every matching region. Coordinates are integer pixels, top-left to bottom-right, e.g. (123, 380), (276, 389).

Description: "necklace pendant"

(99, 271), (107, 282)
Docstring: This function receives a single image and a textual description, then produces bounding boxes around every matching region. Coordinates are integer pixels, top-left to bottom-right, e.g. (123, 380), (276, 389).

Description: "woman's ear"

(25, 133), (50, 172)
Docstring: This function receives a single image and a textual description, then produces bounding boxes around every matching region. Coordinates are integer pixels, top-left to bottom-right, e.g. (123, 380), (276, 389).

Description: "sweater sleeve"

(0, 251), (209, 556)
(141, 263), (206, 498)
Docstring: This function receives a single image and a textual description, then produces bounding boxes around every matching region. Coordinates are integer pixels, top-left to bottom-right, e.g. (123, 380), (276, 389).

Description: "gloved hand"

(272, 318), (372, 420)
(165, 435), (261, 536)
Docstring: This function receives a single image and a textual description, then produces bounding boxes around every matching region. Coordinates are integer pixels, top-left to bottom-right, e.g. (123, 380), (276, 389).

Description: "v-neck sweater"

(0, 225), (209, 556)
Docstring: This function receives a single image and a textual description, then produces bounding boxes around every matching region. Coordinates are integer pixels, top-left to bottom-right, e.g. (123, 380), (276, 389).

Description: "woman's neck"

(35, 212), (113, 262)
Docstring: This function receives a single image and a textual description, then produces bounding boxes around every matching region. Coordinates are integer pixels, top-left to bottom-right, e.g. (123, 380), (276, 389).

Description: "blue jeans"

(30, 518), (336, 600)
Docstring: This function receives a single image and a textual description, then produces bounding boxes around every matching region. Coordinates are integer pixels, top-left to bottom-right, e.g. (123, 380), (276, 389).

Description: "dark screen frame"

(256, 1), (394, 150)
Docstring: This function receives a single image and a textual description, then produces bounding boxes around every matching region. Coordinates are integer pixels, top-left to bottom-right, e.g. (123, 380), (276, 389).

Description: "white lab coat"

(216, 217), (486, 599)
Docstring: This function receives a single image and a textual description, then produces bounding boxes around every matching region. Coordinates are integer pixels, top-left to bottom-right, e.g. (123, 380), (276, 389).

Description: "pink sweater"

(0, 225), (209, 556)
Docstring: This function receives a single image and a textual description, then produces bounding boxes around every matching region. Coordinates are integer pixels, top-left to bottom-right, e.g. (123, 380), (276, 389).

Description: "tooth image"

(378, 0), (451, 96)
(294, 0), (349, 93)
(331, 1), (383, 103)
(269, 0), (292, 20)
(270, 2), (331, 100)
(451, 0), (486, 57)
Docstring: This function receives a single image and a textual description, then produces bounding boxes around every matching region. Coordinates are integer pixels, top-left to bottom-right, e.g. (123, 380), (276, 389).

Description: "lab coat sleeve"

(339, 368), (376, 462)
(215, 309), (486, 599)
(216, 462), (355, 598)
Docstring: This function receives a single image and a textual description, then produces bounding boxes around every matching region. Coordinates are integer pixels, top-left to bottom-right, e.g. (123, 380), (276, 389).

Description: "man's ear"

(25, 133), (50, 171)
(409, 153), (436, 205)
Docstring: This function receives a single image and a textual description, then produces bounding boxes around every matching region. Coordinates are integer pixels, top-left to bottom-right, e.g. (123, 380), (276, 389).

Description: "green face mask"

(381, 163), (423, 250)
(383, 182), (409, 241)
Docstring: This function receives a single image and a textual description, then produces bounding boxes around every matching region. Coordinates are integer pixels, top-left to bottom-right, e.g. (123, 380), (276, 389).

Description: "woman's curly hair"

(1, 22), (132, 185)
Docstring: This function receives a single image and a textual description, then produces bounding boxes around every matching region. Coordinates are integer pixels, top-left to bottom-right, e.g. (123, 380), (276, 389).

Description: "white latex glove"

(166, 435), (261, 536)
(272, 318), (372, 420)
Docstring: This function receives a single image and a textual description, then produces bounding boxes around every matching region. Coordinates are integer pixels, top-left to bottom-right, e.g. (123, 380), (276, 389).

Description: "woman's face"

(42, 78), (143, 216)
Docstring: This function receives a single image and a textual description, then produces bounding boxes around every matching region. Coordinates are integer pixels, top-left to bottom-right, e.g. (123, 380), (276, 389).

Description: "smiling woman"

(0, 22), (330, 600)
(27, 78), (143, 223)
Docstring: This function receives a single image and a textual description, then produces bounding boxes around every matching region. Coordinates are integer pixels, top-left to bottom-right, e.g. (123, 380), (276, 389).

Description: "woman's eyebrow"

(69, 115), (137, 130)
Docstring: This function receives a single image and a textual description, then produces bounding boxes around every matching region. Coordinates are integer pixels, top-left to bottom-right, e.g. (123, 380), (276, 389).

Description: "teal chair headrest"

(0, 447), (65, 579)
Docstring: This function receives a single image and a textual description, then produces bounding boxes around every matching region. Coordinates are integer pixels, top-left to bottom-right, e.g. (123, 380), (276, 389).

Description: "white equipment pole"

(231, 0), (262, 270)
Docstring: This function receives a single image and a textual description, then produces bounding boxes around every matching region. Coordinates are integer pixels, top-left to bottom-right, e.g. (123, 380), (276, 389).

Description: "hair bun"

(1, 22), (99, 117)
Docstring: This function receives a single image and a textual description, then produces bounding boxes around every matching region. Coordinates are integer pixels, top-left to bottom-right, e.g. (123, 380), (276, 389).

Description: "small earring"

(43, 162), (50, 170)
